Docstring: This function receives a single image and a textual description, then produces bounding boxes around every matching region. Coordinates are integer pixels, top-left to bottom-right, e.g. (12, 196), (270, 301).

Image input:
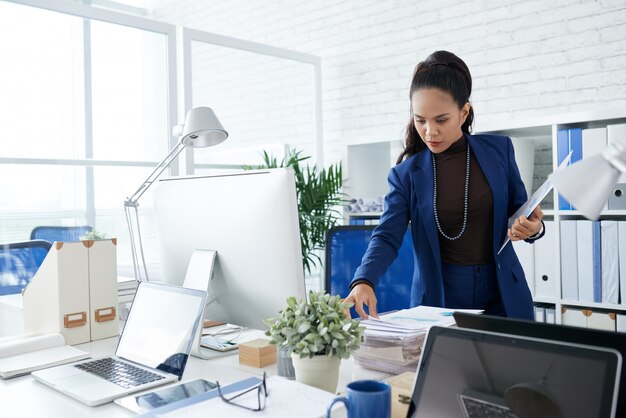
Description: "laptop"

(453, 311), (626, 416)
(32, 282), (207, 406)
(407, 326), (622, 418)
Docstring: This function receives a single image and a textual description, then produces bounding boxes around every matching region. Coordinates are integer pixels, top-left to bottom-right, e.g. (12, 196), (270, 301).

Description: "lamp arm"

(124, 137), (185, 282)
(124, 138), (186, 207)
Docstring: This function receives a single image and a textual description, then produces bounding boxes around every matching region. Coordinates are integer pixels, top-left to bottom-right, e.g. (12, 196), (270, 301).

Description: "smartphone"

(114, 378), (217, 413)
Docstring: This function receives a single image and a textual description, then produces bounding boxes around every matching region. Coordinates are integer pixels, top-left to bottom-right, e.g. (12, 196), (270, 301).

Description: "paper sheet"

(153, 376), (337, 418)
(498, 150), (573, 254)
(363, 306), (482, 333)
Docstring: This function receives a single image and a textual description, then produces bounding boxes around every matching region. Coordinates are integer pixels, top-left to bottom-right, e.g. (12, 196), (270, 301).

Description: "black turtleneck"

(433, 136), (494, 264)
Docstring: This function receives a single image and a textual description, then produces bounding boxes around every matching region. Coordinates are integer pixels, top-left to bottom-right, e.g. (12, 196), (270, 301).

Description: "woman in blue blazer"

(345, 51), (544, 321)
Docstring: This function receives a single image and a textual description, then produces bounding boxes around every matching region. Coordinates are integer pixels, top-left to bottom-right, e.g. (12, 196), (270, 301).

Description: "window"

(0, 1), (175, 276)
(1, 1), (322, 281)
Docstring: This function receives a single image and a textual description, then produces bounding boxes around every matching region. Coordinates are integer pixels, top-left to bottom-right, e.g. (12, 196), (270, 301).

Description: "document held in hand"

(498, 150), (573, 255)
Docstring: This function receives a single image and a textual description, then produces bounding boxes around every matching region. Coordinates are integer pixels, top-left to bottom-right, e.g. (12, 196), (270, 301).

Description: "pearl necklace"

(432, 143), (470, 241)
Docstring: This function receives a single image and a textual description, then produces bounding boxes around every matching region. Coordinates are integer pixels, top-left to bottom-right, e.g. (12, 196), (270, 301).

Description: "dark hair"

(397, 50), (474, 164)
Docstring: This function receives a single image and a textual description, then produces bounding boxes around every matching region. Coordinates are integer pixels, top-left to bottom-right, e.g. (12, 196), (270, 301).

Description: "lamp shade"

(177, 106), (228, 148)
(551, 152), (621, 220)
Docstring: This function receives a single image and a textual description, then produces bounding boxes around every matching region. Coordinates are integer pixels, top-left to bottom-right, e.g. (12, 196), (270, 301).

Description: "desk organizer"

(22, 239), (119, 345)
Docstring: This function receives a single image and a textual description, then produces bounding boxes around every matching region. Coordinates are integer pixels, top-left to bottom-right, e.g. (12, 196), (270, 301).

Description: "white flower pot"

(290, 353), (341, 393)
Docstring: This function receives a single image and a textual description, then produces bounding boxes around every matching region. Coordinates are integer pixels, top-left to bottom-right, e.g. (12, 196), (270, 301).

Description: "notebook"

(453, 311), (626, 416)
(406, 326), (621, 418)
(32, 282), (207, 406)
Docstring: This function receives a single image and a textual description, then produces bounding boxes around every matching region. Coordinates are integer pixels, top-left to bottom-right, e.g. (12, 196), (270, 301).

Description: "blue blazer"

(352, 133), (534, 320)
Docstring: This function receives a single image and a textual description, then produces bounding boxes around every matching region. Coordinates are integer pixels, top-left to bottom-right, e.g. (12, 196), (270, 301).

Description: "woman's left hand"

(508, 205), (544, 241)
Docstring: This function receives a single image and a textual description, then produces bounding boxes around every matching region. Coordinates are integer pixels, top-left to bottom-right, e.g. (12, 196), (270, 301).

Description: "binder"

(608, 124), (626, 183)
(601, 221), (619, 304)
(533, 305), (545, 323)
(534, 221), (558, 299)
(619, 222), (626, 306)
(86, 239), (119, 341)
(565, 128), (583, 210)
(592, 221), (602, 303)
(23, 242), (91, 345)
(559, 220), (578, 301)
(556, 129), (571, 210)
(583, 127), (609, 213)
(617, 314), (626, 333)
(561, 306), (587, 328)
(608, 184), (626, 210)
(577, 220), (595, 303)
(512, 240), (534, 297)
(545, 306), (556, 324)
(582, 127), (607, 159)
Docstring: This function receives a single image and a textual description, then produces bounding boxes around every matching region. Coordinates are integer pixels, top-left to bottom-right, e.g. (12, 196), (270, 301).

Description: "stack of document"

(355, 306), (482, 374)
(117, 276), (138, 304)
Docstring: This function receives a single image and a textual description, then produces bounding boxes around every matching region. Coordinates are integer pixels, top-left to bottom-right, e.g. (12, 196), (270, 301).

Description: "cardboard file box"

(22, 239), (119, 345)
(23, 242), (91, 345)
(86, 239), (119, 341)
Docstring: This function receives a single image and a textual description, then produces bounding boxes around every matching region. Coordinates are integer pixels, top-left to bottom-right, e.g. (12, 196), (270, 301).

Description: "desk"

(0, 335), (390, 417)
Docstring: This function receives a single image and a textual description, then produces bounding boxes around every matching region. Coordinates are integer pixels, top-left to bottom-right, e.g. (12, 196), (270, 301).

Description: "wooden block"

(386, 371), (416, 418)
(238, 339), (277, 368)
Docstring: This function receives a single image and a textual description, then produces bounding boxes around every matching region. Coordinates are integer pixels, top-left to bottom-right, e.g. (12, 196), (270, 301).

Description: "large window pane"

(0, 164), (87, 242)
(190, 42), (317, 166)
(91, 21), (168, 162)
(0, 3), (85, 159)
(93, 165), (160, 278)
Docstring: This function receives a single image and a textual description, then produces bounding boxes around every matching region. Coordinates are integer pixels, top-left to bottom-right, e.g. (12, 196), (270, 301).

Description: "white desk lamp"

(552, 138), (626, 220)
(124, 107), (228, 282)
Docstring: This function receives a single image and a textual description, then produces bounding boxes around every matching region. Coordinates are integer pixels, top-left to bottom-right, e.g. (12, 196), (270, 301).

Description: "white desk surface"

(0, 335), (389, 417)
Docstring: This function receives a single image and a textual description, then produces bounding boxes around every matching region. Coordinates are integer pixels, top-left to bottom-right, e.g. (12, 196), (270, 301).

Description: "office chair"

(0, 240), (52, 295)
(30, 225), (93, 243)
(325, 225), (414, 315)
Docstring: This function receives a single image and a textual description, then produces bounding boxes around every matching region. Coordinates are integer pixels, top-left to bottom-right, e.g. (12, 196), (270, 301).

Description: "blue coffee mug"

(326, 380), (391, 418)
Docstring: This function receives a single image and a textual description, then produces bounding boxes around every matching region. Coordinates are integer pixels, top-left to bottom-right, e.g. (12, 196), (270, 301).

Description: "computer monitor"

(152, 168), (306, 330)
(453, 312), (626, 417)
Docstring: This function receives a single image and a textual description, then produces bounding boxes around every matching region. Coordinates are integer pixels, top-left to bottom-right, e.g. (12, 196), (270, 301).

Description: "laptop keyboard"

(75, 357), (165, 389)
(461, 396), (520, 418)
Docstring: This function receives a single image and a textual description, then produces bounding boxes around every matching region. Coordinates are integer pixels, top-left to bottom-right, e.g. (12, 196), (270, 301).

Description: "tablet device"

(115, 378), (217, 413)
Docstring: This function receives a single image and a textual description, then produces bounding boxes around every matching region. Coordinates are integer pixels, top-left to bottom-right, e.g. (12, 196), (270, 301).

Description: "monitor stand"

(182, 249), (223, 360)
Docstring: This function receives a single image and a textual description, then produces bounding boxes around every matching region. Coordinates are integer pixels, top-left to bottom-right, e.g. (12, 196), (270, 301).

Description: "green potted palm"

(265, 291), (364, 392)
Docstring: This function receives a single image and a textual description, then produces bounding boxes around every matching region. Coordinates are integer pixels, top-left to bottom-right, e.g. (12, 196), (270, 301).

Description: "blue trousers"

(442, 262), (506, 316)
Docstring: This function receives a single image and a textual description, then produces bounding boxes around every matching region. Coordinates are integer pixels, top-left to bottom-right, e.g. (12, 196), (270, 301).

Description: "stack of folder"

(238, 338), (276, 368)
(117, 276), (138, 304)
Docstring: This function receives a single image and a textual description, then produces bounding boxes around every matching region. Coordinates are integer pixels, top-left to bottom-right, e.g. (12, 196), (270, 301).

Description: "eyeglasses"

(216, 372), (269, 412)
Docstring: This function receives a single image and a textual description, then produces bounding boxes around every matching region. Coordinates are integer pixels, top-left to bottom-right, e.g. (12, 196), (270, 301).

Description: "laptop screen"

(453, 311), (626, 416)
(116, 282), (206, 378)
(407, 326), (621, 418)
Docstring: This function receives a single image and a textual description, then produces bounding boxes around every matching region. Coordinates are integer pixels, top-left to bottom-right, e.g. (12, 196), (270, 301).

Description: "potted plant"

(244, 148), (344, 275)
(265, 290), (365, 392)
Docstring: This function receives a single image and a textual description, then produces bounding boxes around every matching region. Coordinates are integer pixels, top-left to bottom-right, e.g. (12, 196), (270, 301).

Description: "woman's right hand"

(343, 283), (379, 319)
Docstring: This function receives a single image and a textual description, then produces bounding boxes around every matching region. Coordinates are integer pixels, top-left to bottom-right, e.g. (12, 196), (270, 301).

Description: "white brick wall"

(149, 0), (626, 164)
